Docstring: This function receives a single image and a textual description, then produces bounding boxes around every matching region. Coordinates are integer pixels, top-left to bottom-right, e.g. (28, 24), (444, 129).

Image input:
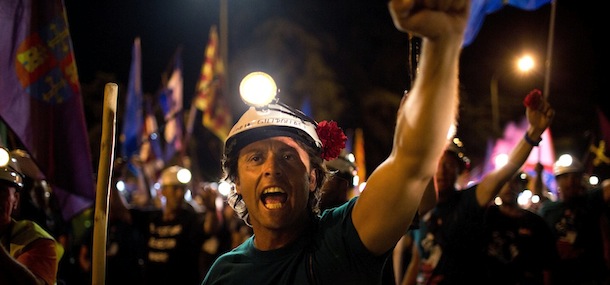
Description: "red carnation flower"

(316, 120), (347, 161)
(523, 89), (543, 109)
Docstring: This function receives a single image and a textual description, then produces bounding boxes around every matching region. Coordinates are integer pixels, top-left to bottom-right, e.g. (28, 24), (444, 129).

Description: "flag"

(120, 37), (143, 172)
(159, 48), (184, 163)
(194, 25), (232, 141)
(0, 120), (7, 147)
(139, 97), (164, 189)
(300, 97), (313, 118)
(464, 0), (552, 46)
(0, 0), (95, 221)
(588, 108), (610, 171)
(354, 128), (366, 184)
(597, 109), (610, 146)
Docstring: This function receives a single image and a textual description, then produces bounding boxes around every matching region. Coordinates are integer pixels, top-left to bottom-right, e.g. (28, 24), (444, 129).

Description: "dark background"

(64, 0), (608, 181)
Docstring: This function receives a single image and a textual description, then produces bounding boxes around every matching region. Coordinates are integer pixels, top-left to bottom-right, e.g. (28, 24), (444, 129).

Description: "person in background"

(110, 164), (220, 285)
(403, 92), (555, 284)
(538, 156), (610, 285)
(77, 161), (146, 285)
(526, 162), (552, 213)
(0, 147), (64, 285)
(203, 0), (470, 283)
(319, 150), (357, 211)
(483, 172), (559, 285)
(192, 181), (226, 280)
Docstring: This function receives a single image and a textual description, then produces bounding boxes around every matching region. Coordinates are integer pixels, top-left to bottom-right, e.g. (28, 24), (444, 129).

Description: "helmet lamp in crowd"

(176, 168), (192, 184)
(0, 147), (24, 188)
(553, 154), (583, 177)
(160, 165), (192, 187)
(239, 71), (278, 108)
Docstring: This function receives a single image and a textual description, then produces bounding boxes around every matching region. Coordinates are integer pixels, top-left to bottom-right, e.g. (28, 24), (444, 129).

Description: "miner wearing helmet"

(538, 155), (610, 284)
(202, 1), (471, 276)
(0, 147), (63, 285)
(110, 164), (220, 285)
(319, 150), (357, 211)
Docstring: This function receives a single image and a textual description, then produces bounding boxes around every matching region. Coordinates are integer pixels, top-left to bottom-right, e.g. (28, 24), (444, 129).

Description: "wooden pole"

(542, 0), (557, 100)
(92, 83), (118, 285)
(220, 0), (229, 94)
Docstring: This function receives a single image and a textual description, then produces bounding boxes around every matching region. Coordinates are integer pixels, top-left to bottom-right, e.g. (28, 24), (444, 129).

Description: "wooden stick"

(92, 83), (118, 285)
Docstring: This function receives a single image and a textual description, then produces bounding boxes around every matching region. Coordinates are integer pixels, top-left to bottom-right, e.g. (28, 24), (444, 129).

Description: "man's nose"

(263, 155), (283, 177)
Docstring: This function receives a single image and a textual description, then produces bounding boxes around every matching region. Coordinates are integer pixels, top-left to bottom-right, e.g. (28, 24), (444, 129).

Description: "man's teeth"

(265, 202), (283, 209)
(262, 187), (287, 209)
(262, 187), (285, 194)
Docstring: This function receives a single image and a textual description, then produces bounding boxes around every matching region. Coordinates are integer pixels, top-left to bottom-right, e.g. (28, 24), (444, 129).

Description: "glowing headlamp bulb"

(239, 72), (277, 108)
(0, 148), (9, 167)
(556, 154), (573, 167)
(177, 168), (192, 184)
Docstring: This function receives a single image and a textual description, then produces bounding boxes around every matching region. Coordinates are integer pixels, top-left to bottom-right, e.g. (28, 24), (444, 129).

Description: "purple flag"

(464, 0), (552, 46)
(0, 0), (95, 221)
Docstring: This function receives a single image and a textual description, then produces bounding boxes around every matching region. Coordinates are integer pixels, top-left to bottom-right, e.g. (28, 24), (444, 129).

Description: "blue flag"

(120, 37), (143, 172)
(0, 0), (95, 220)
(159, 49), (184, 163)
(464, 0), (552, 46)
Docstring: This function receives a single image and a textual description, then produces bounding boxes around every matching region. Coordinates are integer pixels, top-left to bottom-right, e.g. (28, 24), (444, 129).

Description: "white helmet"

(224, 102), (322, 158)
(553, 155), (583, 176)
(0, 147), (24, 188)
(159, 165), (191, 187)
(325, 150), (356, 177)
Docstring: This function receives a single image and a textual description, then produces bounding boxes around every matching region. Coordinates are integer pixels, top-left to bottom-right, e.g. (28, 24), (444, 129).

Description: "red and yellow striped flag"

(194, 25), (232, 141)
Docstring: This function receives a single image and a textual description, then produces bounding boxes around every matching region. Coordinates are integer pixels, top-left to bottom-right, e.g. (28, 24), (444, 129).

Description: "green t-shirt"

(202, 197), (389, 285)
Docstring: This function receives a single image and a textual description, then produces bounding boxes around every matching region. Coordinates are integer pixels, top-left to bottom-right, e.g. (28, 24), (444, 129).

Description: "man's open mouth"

(261, 187), (288, 209)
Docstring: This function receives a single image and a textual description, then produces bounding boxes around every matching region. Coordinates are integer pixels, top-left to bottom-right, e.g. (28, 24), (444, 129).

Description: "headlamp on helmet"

(553, 154), (583, 177)
(160, 165), (191, 187)
(0, 147), (24, 188)
(225, 72), (346, 161)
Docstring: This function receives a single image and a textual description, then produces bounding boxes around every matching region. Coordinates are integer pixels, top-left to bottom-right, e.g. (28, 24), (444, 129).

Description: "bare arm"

(352, 0), (469, 255)
(402, 240), (420, 285)
(475, 96), (554, 206)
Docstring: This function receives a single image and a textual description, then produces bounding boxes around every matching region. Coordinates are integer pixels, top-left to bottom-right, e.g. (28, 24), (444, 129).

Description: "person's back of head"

(320, 150), (357, 210)
(436, 138), (470, 202)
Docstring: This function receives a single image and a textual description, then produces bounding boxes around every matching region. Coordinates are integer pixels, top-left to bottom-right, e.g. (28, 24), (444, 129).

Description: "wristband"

(524, 133), (541, 146)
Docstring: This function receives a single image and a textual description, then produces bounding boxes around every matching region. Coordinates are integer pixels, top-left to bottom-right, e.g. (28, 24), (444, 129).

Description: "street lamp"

(490, 54), (536, 136)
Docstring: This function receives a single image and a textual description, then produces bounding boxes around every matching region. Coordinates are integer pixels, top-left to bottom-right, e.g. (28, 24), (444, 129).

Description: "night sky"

(64, 0), (607, 178)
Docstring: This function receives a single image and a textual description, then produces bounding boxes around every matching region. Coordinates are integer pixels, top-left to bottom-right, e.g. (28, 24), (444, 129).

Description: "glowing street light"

(490, 54), (536, 137)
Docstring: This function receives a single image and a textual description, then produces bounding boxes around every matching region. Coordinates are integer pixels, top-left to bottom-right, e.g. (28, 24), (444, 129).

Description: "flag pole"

(542, 0), (556, 100)
(539, 0), (556, 163)
(220, 0), (229, 95)
(92, 83), (118, 285)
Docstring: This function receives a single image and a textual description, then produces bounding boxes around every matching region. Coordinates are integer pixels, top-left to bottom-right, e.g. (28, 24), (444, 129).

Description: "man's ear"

(234, 178), (241, 194)
(13, 190), (20, 210)
(309, 170), (317, 192)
